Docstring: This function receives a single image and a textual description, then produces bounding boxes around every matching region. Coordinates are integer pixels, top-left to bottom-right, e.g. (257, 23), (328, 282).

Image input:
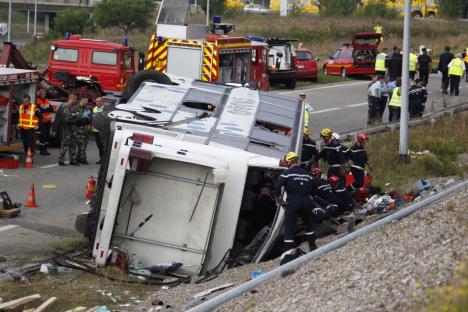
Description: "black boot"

(308, 234), (318, 252)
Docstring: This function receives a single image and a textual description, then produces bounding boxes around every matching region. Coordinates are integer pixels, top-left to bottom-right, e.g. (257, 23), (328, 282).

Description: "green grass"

(51, 237), (88, 255)
(365, 113), (468, 192)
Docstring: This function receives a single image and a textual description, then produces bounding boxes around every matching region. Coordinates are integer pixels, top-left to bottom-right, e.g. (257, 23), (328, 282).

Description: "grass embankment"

(16, 14), (468, 76)
(366, 113), (468, 192)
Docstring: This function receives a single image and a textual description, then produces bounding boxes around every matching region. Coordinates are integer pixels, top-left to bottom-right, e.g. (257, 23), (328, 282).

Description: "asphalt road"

(0, 73), (467, 261)
(279, 73), (468, 136)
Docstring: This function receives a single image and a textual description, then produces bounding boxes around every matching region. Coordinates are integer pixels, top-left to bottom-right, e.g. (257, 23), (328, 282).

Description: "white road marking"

(346, 102), (368, 108)
(310, 107), (341, 114)
(0, 225), (18, 233)
(278, 81), (369, 94)
(41, 164), (58, 169)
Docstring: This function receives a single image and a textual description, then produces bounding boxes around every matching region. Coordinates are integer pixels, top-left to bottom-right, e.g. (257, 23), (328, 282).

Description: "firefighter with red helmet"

(314, 128), (346, 182)
(349, 132), (371, 189)
(328, 175), (354, 214)
(310, 167), (339, 218)
(275, 151), (319, 265)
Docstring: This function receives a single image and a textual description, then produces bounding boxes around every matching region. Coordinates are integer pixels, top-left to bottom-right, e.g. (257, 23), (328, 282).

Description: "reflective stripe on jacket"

(409, 53), (417, 71)
(449, 58), (464, 76)
(375, 53), (387, 72)
(37, 98), (52, 123)
(18, 104), (39, 129)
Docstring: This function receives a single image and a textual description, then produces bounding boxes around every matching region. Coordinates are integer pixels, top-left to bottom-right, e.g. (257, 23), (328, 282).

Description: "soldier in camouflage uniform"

(58, 93), (79, 166)
(76, 96), (91, 164)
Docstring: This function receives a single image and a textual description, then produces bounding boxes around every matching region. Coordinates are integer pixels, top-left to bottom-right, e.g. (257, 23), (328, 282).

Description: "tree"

(94, 0), (155, 35)
(439, 0), (466, 18)
(53, 9), (94, 35)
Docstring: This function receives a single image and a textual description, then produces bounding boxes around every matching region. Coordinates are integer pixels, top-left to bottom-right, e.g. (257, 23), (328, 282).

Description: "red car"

(323, 32), (381, 78)
(295, 47), (319, 82)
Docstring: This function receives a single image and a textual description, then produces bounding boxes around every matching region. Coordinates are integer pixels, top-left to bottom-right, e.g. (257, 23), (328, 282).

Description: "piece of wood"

(0, 294), (41, 310)
(0, 208), (20, 218)
(84, 307), (99, 312)
(32, 297), (57, 312)
(192, 283), (234, 299)
(63, 307), (87, 312)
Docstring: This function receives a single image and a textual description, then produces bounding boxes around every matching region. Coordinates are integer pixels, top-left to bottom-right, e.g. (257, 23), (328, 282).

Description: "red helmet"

(357, 132), (369, 143)
(328, 176), (340, 187)
(311, 168), (321, 176)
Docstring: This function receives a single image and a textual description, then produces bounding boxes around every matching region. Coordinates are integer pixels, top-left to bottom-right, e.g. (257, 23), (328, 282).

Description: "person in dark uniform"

(300, 128), (317, 171)
(418, 48), (432, 86)
(275, 151), (319, 265)
(349, 133), (370, 190)
(438, 46), (454, 94)
(314, 128), (345, 183)
(327, 176), (354, 214)
(36, 89), (54, 155)
(388, 47), (402, 82)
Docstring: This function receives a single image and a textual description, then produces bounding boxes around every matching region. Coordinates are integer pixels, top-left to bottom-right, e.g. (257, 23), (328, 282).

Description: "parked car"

(323, 32), (381, 78)
(243, 3), (270, 15)
(295, 47), (318, 82)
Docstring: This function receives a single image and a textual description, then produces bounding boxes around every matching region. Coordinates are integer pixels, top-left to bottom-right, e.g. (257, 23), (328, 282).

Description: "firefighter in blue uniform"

(275, 151), (319, 265)
(349, 132), (371, 190)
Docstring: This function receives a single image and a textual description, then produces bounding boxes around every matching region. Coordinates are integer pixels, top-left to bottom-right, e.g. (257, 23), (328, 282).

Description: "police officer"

(438, 46), (454, 94)
(409, 49), (418, 80)
(275, 151), (318, 265)
(36, 89), (54, 155)
(374, 48), (389, 77)
(314, 128), (345, 182)
(448, 53), (466, 96)
(58, 93), (79, 166)
(300, 128), (317, 171)
(92, 97), (105, 164)
(18, 94), (41, 156)
(76, 96), (91, 164)
(349, 133), (370, 190)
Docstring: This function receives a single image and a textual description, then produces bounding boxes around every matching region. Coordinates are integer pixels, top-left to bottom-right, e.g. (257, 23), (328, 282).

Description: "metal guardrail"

(187, 179), (468, 312)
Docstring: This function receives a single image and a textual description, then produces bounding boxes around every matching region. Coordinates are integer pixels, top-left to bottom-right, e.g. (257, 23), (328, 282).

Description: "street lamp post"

(7, 0), (12, 42)
(399, 0), (412, 160)
(34, 0), (37, 37)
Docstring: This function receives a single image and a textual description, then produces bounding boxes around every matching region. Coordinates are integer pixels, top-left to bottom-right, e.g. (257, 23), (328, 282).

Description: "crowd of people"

(368, 45), (466, 125)
(277, 128), (372, 265)
(16, 91), (105, 166)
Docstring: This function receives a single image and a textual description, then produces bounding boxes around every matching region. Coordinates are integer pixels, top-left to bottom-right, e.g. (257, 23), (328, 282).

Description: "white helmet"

(332, 132), (340, 140)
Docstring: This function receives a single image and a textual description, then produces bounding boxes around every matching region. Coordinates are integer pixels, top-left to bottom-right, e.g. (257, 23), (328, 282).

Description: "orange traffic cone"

(24, 183), (38, 208)
(24, 148), (33, 168)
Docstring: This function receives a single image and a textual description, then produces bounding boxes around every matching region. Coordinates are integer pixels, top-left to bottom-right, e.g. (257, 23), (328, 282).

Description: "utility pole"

(205, 0), (210, 26)
(399, 0), (411, 160)
(7, 0), (12, 42)
(34, 0), (37, 37)
(27, 10), (30, 33)
(280, 0), (287, 16)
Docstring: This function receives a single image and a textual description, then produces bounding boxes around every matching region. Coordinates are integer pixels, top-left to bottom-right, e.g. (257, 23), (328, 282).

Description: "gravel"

(140, 183), (467, 312)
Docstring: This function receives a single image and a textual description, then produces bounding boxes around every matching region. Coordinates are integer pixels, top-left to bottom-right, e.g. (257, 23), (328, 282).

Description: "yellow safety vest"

(449, 58), (464, 77)
(374, 25), (382, 34)
(92, 106), (103, 132)
(375, 53), (387, 72)
(464, 48), (468, 63)
(388, 88), (401, 108)
(409, 53), (417, 71)
(18, 104), (39, 129)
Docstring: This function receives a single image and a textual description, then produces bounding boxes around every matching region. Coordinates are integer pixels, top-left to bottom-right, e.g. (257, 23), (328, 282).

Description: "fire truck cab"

(145, 2), (269, 91)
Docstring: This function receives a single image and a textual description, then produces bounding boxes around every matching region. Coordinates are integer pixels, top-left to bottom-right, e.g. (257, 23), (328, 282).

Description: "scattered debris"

(31, 296), (57, 312)
(64, 307), (87, 312)
(0, 294), (41, 310)
(249, 271), (265, 279)
(192, 283), (235, 300)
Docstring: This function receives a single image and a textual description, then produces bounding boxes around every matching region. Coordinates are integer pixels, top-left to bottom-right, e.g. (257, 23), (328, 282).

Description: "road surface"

(0, 74), (467, 261)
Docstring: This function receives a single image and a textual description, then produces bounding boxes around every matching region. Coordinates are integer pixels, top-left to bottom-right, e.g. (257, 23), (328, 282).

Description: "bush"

(439, 0), (466, 18)
(415, 154), (461, 177)
(52, 9), (94, 36)
(320, 0), (359, 17)
(412, 136), (461, 161)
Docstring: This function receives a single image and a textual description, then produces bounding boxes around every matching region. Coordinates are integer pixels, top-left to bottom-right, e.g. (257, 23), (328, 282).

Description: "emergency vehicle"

(144, 5), (269, 91)
(359, 0), (439, 18)
(82, 73), (305, 275)
(0, 68), (39, 152)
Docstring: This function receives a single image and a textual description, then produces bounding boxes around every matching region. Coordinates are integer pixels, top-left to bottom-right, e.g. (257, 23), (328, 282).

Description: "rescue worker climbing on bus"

(275, 151), (319, 265)
(76, 96), (91, 164)
(300, 127), (317, 171)
(349, 133), (370, 190)
(314, 128), (345, 183)
(36, 89), (54, 155)
(299, 93), (313, 129)
(17, 94), (41, 158)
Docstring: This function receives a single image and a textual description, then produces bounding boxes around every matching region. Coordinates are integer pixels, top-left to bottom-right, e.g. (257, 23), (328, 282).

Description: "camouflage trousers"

(59, 126), (77, 163)
(76, 126), (89, 162)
